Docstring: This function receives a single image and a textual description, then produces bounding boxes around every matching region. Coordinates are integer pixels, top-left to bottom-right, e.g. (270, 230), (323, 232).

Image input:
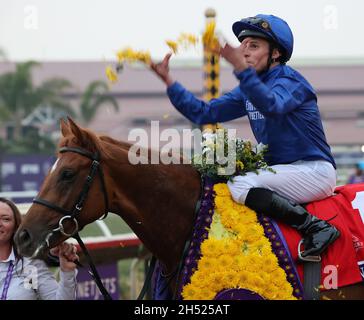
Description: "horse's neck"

(104, 142), (201, 272)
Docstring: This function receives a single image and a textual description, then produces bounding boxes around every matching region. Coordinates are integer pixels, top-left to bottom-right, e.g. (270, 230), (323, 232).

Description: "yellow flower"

(202, 21), (217, 49)
(217, 254), (234, 268)
(182, 182), (297, 300)
(182, 283), (198, 299)
(221, 270), (240, 288)
(214, 183), (230, 196)
(178, 33), (199, 47)
(116, 47), (151, 65)
(166, 40), (178, 54)
(236, 160), (244, 170)
(105, 65), (118, 83)
(198, 257), (217, 270)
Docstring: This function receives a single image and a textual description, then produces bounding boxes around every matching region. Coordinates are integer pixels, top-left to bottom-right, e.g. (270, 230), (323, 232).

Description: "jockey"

(150, 14), (340, 258)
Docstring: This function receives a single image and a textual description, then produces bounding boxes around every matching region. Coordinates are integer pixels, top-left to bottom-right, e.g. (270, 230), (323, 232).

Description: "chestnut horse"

(14, 118), (364, 299)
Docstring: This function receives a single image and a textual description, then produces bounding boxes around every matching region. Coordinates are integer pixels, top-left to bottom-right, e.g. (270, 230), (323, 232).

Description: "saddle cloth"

(278, 183), (364, 289)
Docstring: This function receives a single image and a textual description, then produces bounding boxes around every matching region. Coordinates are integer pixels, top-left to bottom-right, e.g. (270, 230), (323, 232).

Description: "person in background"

(347, 161), (364, 184)
(0, 197), (79, 300)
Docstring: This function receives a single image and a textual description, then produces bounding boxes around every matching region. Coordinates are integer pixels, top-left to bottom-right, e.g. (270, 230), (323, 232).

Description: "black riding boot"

(245, 188), (340, 257)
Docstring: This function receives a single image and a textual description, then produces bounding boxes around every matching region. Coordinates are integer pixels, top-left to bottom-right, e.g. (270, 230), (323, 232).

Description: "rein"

(33, 146), (112, 300)
(33, 145), (203, 300)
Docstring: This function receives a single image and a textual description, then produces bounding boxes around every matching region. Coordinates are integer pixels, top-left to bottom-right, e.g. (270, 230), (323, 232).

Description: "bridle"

(33, 146), (109, 238)
(32, 146), (203, 301)
(33, 146), (112, 300)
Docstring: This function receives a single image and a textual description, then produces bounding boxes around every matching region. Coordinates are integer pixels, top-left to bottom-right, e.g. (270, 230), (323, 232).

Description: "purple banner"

(76, 263), (120, 300)
(0, 154), (56, 203)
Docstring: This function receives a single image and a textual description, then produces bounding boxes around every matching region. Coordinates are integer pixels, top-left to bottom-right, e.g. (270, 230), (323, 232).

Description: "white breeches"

(227, 160), (336, 204)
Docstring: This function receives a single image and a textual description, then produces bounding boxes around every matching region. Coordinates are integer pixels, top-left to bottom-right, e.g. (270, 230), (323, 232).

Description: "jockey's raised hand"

(150, 53), (174, 87)
(219, 40), (249, 73)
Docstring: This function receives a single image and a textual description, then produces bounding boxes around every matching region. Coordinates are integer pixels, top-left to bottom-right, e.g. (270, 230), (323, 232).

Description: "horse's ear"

(67, 117), (85, 143)
(60, 118), (71, 137)
(67, 117), (96, 150)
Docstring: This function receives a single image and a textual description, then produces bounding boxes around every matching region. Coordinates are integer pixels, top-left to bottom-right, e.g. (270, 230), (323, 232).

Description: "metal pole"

(202, 8), (220, 132)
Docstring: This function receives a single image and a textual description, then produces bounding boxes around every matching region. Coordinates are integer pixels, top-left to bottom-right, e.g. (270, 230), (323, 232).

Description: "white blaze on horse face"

(50, 158), (60, 174)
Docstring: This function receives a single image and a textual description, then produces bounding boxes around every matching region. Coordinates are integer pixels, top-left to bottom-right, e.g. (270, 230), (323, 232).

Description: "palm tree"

(0, 61), (75, 141)
(78, 80), (119, 125)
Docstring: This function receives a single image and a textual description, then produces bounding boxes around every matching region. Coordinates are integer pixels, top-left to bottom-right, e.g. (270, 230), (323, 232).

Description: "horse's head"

(14, 118), (111, 259)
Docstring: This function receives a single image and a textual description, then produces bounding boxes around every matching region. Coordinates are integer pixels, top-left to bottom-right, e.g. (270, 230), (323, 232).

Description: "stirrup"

(297, 239), (321, 263)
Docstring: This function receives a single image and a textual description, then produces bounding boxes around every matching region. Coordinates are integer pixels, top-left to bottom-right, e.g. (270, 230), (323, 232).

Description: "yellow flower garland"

(181, 183), (296, 300)
(106, 21), (220, 84)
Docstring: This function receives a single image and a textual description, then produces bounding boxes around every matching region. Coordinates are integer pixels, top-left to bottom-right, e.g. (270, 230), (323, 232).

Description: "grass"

(79, 213), (133, 237)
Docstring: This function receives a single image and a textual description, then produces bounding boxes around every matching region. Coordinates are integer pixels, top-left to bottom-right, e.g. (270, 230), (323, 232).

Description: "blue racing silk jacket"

(166, 64), (336, 168)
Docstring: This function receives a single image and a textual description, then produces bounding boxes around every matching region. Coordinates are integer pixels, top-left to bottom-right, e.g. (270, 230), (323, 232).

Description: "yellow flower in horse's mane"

(105, 65), (118, 83)
(182, 183), (296, 300)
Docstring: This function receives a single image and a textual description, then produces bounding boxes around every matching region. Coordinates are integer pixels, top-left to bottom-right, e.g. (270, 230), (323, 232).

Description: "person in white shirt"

(0, 197), (79, 300)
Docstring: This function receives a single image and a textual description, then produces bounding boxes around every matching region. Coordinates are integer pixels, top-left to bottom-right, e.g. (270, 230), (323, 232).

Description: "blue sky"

(0, 0), (363, 61)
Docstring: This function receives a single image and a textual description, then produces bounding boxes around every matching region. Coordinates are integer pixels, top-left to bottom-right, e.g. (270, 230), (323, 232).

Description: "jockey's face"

(240, 37), (281, 73)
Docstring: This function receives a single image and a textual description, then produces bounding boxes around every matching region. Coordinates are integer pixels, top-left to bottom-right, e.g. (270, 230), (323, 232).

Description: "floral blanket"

(153, 179), (304, 300)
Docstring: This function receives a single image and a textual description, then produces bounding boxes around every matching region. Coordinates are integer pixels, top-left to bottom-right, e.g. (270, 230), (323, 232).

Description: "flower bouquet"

(192, 127), (274, 182)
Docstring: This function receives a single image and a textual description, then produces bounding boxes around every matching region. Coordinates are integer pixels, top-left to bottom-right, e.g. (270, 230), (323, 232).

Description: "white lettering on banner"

(351, 191), (364, 224)
(77, 277), (117, 300)
(20, 164), (40, 175)
(1, 163), (16, 178)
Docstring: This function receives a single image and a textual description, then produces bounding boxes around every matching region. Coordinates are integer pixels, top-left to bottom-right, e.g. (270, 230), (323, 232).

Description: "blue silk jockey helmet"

(232, 14), (294, 62)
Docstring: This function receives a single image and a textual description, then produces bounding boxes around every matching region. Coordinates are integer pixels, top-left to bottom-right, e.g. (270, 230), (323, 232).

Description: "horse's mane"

(58, 127), (187, 164)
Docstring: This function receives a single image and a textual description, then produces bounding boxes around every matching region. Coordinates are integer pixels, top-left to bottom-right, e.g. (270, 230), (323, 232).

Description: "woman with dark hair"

(0, 197), (79, 300)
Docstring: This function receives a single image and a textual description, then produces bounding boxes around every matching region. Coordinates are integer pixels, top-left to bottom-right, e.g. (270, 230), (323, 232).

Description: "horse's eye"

(60, 169), (76, 181)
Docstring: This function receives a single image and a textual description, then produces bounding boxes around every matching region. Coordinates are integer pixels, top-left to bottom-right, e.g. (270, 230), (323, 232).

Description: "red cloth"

(277, 183), (364, 289)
